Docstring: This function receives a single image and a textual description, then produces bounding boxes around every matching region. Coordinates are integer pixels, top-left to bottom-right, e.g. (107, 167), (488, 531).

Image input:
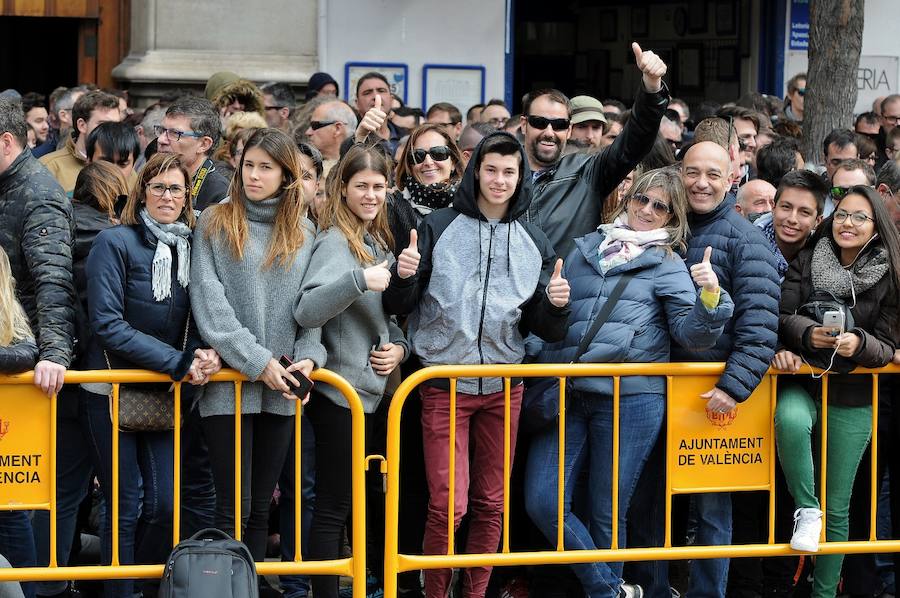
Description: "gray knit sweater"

(190, 196), (324, 417)
(294, 227), (407, 413)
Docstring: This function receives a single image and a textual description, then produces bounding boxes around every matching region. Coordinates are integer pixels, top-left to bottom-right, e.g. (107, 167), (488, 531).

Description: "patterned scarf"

(810, 235), (889, 299)
(140, 209), (192, 301)
(756, 212), (789, 279)
(597, 216), (672, 273)
(401, 175), (459, 216)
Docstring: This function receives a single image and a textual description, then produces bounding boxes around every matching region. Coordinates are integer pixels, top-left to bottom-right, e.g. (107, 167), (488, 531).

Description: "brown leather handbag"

(105, 315), (190, 432)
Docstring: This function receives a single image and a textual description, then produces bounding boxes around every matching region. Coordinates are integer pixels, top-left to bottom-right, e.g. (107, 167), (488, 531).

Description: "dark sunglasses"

(411, 145), (451, 163)
(526, 115), (570, 131)
(796, 88), (806, 96)
(830, 186), (851, 200)
(309, 120), (338, 130)
(630, 193), (673, 215)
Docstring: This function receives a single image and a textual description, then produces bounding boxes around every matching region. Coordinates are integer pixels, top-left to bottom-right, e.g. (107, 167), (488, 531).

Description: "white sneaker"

(790, 507), (823, 552)
(619, 583), (644, 598)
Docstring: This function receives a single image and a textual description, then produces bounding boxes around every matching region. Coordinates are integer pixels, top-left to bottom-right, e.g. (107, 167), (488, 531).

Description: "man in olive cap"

(568, 95), (608, 149)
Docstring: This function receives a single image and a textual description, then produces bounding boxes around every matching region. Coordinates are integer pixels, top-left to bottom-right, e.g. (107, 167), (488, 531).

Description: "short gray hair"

(0, 98), (28, 148)
(140, 106), (166, 132)
(877, 159), (900, 194)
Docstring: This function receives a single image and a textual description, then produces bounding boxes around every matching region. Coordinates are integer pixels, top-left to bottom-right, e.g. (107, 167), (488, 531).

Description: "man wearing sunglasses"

(305, 98), (357, 162)
(783, 72), (806, 123)
(827, 159), (875, 217)
(523, 42), (670, 256)
(156, 96), (230, 211)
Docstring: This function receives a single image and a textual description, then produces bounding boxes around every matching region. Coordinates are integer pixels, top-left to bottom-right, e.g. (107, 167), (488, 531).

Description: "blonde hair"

(322, 144), (394, 264)
(0, 247), (33, 346)
(609, 166), (690, 253)
(224, 111), (268, 141)
(205, 128), (307, 269)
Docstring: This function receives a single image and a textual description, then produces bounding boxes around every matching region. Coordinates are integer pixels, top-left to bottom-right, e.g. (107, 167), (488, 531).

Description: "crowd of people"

(0, 40), (899, 598)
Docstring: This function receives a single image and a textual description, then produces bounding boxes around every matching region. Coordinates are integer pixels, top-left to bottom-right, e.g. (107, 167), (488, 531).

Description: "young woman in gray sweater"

(190, 128), (324, 564)
(294, 144), (408, 598)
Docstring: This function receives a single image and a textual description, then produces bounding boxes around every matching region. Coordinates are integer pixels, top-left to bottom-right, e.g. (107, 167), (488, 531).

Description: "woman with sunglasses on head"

(294, 144), (408, 598)
(525, 167), (734, 598)
(83, 153), (221, 598)
(772, 186), (900, 598)
(190, 128), (323, 570)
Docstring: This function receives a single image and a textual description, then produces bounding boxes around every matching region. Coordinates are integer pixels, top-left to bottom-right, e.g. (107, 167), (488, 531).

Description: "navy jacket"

(383, 132), (570, 394)
(539, 231), (733, 397)
(671, 194), (781, 402)
(85, 223), (200, 381)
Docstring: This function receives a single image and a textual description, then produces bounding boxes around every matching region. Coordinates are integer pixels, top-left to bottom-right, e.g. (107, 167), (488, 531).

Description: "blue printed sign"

(789, 0), (810, 51)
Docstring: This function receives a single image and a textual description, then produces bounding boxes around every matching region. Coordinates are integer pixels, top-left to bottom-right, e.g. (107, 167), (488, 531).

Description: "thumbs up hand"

(364, 259), (392, 292)
(397, 229), (421, 279)
(632, 42), (667, 92)
(546, 258), (570, 307)
(690, 246), (719, 293)
(355, 93), (388, 143)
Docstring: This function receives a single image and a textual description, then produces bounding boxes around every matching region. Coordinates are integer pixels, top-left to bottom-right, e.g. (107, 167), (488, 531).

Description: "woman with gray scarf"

(83, 153), (221, 598)
(773, 185), (900, 597)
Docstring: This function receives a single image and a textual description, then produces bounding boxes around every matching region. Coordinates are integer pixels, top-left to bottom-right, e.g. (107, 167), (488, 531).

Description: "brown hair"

(394, 123), (464, 191)
(204, 128), (307, 269)
(322, 144), (395, 264)
(72, 161), (129, 221)
(120, 153), (195, 228)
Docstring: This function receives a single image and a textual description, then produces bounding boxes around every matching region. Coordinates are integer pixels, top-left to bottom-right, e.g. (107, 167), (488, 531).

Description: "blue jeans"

(83, 392), (174, 598)
(279, 415), (316, 598)
(687, 493), (732, 598)
(524, 391), (665, 598)
(0, 512), (36, 598)
(32, 387), (93, 597)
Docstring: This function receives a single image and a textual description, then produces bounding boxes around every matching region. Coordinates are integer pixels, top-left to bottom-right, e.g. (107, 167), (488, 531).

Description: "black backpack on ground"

(158, 528), (259, 598)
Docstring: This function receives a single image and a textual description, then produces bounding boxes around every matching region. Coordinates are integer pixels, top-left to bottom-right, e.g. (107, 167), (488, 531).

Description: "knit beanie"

(306, 72), (339, 100)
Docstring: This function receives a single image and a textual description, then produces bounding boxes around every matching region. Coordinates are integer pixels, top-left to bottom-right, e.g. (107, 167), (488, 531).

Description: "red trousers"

(420, 384), (523, 598)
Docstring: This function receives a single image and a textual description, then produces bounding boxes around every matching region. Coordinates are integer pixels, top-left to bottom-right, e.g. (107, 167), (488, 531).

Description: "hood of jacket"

(211, 79), (265, 117)
(452, 131), (533, 223)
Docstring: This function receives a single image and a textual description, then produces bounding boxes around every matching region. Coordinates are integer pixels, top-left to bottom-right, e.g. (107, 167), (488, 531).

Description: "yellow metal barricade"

(0, 368), (369, 597)
(383, 362), (900, 598)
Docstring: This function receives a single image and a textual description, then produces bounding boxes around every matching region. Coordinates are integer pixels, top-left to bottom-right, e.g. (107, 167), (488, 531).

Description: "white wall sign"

(784, 52), (898, 115)
(422, 65), (486, 116)
(344, 63), (408, 105)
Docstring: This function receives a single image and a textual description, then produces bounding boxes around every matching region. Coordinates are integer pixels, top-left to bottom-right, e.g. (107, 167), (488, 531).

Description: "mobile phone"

(279, 354), (314, 398)
(821, 310), (844, 337)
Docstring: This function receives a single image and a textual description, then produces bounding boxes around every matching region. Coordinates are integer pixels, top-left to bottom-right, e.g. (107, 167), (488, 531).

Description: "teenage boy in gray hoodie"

(383, 131), (571, 598)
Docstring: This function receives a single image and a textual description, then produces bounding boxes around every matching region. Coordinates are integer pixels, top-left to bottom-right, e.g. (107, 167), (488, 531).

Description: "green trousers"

(774, 382), (872, 598)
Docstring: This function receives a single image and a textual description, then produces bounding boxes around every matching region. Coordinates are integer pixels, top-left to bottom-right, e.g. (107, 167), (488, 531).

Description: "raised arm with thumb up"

(363, 259), (391, 292)
(632, 42), (667, 93)
(689, 246), (719, 292)
(546, 258), (570, 307)
(397, 229), (421, 279)
(355, 92), (388, 143)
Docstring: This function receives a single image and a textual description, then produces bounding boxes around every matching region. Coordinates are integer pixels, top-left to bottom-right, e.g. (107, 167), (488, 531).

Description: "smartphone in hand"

(279, 354), (314, 398)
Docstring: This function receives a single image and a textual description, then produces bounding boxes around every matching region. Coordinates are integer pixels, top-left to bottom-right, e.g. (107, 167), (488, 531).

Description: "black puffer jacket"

(0, 149), (75, 366)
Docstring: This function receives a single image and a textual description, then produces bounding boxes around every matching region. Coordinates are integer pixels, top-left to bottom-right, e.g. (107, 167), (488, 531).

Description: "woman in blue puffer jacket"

(524, 166), (734, 598)
(83, 154), (221, 598)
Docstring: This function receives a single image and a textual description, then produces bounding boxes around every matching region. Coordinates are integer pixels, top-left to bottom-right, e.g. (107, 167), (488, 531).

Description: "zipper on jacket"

(475, 225), (496, 395)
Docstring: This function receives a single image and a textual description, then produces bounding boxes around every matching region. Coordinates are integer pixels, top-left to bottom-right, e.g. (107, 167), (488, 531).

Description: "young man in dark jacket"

(383, 131), (570, 598)
(0, 97), (74, 396)
(523, 42), (671, 257)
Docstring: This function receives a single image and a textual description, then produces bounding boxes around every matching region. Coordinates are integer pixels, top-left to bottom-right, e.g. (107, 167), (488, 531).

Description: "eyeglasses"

(833, 209), (874, 226)
(411, 145), (451, 164)
(265, 105), (285, 112)
(526, 115), (571, 131)
(830, 186), (851, 200)
(796, 88), (806, 97)
(308, 120), (339, 131)
(630, 193), (673, 215)
(882, 115), (900, 125)
(146, 183), (187, 199)
(486, 117), (509, 128)
(154, 126), (203, 142)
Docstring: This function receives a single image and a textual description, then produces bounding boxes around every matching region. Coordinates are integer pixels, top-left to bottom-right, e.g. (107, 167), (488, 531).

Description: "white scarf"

(139, 209), (192, 301)
(596, 216), (672, 273)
